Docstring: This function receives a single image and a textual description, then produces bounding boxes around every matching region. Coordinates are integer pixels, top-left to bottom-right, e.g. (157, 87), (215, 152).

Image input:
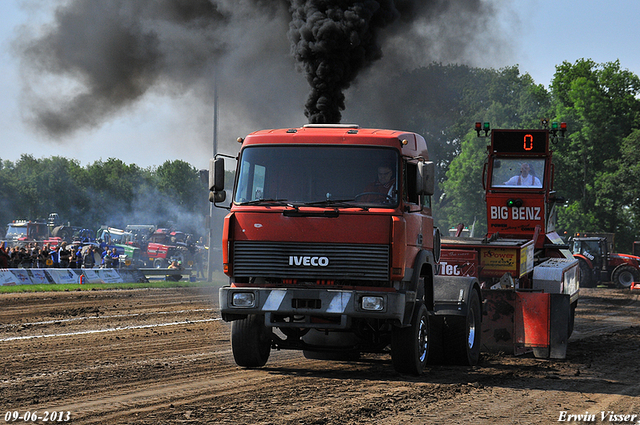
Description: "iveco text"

(288, 256), (330, 267)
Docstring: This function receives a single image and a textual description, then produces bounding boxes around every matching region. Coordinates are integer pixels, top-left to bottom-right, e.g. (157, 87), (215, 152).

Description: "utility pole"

(207, 70), (218, 282)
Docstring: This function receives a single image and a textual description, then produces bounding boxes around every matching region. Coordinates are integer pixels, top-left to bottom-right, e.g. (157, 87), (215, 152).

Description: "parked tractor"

(570, 234), (640, 288)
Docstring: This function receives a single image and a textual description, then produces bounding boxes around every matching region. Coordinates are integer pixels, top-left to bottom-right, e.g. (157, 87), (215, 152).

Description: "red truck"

(210, 124), (482, 375)
(440, 122), (579, 358)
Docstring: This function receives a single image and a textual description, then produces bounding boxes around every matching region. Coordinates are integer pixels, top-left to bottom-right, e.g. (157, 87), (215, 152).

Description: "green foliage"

(155, 160), (204, 210)
(439, 132), (488, 233)
(551, 59), (640, 249)
(0, 156), (209, 239)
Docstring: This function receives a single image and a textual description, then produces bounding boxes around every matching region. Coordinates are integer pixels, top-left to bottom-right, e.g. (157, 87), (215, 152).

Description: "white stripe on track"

(0, 318), (221, 342)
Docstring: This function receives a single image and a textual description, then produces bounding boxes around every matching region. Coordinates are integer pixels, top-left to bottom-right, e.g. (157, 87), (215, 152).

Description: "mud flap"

(482, 291), (570, 359)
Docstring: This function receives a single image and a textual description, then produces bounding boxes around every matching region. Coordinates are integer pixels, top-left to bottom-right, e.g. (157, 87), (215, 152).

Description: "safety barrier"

(0, 268), (149, 285)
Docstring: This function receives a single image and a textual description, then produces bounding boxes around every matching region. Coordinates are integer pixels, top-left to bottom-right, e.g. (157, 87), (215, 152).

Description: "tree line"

(0, 157), (210, 240)
(3, 58), (640, 252)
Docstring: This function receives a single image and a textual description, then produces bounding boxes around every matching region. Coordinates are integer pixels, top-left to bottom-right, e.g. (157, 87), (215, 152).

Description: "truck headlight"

(231, 292), (256, 308)
(361, 296), (384, 311)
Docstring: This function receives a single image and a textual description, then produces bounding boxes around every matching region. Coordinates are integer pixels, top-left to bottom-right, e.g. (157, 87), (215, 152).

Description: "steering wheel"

(354, 192), (393, 202)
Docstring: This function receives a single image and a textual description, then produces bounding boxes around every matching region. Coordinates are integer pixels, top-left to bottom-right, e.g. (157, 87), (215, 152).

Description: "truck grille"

(233, 241), (389, 281)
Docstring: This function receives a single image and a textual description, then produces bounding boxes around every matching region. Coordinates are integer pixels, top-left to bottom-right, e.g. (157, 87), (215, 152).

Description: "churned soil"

(1, 286), (639, 424)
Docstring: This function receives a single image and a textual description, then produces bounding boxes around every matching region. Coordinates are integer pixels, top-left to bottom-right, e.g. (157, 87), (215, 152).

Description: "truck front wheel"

(444, 289), (481, 366)
(231, 314), (272, 368)
(391, 303), (429, 375)
(612, 265), (639, 288)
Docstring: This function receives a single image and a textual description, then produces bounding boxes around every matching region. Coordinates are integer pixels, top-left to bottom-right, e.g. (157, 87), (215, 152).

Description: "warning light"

(475, 122), (491, 137)
(550, 121), (568, 140)
(506, 198), (523, 208)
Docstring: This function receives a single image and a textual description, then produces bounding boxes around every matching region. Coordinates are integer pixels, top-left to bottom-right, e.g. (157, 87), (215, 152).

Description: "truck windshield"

(5, 225), (27, 239)
(235, 146), (399, 207)
(490, 158), (545, 188)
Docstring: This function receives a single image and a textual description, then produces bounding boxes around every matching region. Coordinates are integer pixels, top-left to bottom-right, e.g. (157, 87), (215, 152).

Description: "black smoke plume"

(288, 0), (400, 124)
(15, 0), (506, 138)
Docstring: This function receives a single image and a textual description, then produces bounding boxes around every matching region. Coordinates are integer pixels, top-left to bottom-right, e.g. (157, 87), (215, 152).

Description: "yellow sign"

(480, 248), (517, 277)
(519, 243), (534, 276)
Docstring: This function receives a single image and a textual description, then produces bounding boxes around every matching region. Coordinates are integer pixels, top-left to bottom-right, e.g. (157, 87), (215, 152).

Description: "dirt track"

(1, 286), (639, 424)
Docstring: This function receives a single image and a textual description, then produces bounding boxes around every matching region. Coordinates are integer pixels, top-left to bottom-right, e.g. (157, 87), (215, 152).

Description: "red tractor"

(570, 234), (640, 288)
(146, 228), (193, 268)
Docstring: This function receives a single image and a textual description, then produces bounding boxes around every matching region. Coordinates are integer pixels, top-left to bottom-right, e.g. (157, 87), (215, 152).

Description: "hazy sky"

(1, 0), (639, 171)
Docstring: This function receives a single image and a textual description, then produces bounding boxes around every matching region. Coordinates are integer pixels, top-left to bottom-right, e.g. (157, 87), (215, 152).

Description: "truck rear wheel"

(231, 314), (272, 368)
(443, 289), (481, 366)
(612, 265), (639, 288)
(391, 303), (429, 375)
(578, 259), (594, 288)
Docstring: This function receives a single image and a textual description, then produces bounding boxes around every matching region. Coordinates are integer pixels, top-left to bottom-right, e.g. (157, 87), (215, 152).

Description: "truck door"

(403, 159), (433, 253)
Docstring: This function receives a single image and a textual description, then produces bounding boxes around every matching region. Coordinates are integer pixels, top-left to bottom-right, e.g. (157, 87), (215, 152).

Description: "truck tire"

(391, 303), (429, 375)
(153, 258), (166, 269)
(578, 259), (594, 288)
(612, 265), (640, 288)
(231, 314), (272, 368)
(426, 315), (444, 365)
(443, 289), (481, 366)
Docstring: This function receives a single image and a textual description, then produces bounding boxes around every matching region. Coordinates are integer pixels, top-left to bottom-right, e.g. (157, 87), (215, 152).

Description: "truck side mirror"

(211, 157), (225, 192)
(209, 157), (227, 204)
(417, 161), (435, 196)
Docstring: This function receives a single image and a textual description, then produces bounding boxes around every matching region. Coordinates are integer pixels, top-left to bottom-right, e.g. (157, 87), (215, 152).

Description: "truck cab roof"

(242, 125), (429, 159)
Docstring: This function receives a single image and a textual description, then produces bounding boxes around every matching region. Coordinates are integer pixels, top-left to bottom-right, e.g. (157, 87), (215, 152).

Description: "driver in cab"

(504, 162), (541, 187)
(360, 163), (396, 203)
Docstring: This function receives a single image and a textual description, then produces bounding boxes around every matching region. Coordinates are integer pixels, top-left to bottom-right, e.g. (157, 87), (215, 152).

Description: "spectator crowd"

(0, 241), (121, 269)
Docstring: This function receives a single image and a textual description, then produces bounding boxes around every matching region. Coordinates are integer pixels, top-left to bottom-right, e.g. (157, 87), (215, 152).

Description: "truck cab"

(5, 220), (49, 243)
(211, 124), (482, 375)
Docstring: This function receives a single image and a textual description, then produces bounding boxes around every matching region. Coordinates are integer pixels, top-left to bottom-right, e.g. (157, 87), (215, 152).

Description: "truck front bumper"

(219, 286), (408, 329)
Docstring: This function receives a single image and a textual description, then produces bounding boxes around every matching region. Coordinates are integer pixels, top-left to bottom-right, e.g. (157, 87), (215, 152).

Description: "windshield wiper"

(238, 198), (290, 206)
(302, 199), (368, 210)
